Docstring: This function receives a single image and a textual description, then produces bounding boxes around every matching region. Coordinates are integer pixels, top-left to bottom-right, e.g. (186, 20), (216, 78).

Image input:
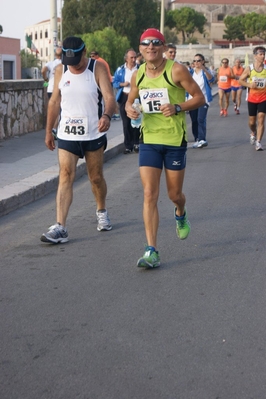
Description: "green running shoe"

(175, 207), (191, 240)
(137, 246), (160, 268)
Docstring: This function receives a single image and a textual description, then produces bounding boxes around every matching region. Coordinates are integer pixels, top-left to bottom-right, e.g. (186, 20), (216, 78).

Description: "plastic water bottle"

(131, 98), (142, 128)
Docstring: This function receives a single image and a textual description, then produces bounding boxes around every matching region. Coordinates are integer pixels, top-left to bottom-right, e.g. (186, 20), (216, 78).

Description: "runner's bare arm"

(45, 64), (63, 150)
(95, 61), (116, 132)
(160, 63), (205, 116)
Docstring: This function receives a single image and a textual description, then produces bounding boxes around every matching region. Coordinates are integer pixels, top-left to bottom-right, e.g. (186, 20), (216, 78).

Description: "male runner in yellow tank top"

(126, 28), (205, 268)
(239, 46), (266, 151)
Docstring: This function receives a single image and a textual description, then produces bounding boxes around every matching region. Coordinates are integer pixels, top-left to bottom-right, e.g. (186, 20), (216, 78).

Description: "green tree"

(223, 15), (245, 42)
(163, 26), (178, 45)
(62, 0), (159, 49)
(82, 27), (130, 74)
(62, 0), (82, 39)
(20, 49), (41, 68)
(0, 25), (3, 34)
(166, 7), (207, 44)
(243, 12), (266, 42)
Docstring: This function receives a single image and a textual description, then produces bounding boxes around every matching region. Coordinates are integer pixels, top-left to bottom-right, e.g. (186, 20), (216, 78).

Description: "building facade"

(24, 18), (61, 66)
(0, 37), (21, 80)
(170, 0), (266, 46)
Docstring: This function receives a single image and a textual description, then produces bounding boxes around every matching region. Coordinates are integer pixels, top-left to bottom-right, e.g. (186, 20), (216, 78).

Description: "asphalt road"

(1, 96), (266, 399)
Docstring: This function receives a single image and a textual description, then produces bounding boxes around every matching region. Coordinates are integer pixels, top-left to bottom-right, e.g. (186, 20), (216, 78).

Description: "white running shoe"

(256, 141), (263, 151)
(96, 209), (112, 231)
(197, 140), (208, 148)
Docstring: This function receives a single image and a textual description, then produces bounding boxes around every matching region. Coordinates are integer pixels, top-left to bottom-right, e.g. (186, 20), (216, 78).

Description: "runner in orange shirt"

(231, 58), (244, 115)
(217, 58), (234, 117)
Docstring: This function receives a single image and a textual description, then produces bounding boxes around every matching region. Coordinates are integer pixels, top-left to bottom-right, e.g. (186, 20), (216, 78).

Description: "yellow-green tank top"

(136, 60), (187, 146)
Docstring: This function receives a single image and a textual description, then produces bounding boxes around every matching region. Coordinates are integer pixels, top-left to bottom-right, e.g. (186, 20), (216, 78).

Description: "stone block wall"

(0, 80), (48, 140)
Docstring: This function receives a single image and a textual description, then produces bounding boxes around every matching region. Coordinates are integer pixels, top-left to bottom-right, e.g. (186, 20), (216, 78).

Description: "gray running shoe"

(96, 209), (112, 231)
(41, 223), (69, 243)
(250, 134), (256, 145)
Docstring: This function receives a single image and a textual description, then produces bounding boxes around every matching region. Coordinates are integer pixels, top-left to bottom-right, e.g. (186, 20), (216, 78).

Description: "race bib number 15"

(139, 88), (170, 113)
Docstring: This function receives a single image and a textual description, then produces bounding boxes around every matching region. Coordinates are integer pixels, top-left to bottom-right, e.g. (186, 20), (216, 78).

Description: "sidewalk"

(0, 121), (124, 217)
(0, 85), (218, 218)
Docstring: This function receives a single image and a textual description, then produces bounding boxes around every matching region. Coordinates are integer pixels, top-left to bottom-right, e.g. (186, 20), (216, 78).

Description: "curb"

(0, 88), (218, 218)
(0, 134), (124, 218)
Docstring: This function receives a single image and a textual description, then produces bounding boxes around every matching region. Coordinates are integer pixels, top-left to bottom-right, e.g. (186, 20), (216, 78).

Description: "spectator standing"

(113, 49), (140, 154)
(217, 58), (234, 117)
(125, 28), (205, 268)
(164, 43), (177, 61)
(136, 52), (144, 66)
(239, 46), (266, 151)
(231, 58), (244, 115)
(189, 53), (214, 148)
(90, 50), (120, 121)
(41, 37), (116, 243)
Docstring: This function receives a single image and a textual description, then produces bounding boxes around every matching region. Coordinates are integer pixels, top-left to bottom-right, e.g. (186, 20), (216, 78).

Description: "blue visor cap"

(62, 43), (85, 65)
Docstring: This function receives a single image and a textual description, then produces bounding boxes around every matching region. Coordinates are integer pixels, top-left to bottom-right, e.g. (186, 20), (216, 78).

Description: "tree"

(243, 12), (266, 42)
(166, 7), (207, 44)
(62, 0), (159, 49)
(0, 25), (3, 34)
(223, 15), (245, 42)
(20, 49), (41, 69)
(62, 0), (82, 39)
(82, 27), (130, 74)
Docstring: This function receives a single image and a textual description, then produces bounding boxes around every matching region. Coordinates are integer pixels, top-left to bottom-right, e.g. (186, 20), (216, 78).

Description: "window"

(35, 32), (37, 40)
(40, 31), (42, 39)
(46, 47), (48, 56)
(45, 30), (48, 38)
(218, 14), (224, 22)
(3, 61), (13, 79)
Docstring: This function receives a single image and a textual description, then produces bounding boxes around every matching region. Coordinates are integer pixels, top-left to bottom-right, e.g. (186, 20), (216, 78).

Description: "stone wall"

(0, 80), (47, 140)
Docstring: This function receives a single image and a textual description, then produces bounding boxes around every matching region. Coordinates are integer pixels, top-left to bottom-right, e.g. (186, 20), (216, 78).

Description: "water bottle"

(131, 98), (142, 128)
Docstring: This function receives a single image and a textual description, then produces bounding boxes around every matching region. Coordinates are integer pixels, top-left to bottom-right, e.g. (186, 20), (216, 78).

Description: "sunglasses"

(169, 51), (176, 54)
(140, 39), (164, 47)
(193, 59), (202, 62)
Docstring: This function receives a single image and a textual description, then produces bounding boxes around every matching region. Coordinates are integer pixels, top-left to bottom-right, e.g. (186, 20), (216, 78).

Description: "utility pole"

(50, 0), (58, 60)
(160, 0), (165, 35)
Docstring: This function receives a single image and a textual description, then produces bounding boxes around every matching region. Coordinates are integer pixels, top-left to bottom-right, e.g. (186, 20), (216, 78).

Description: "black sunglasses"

(140, 39), (164, 47)
(193, 59), (202, 62)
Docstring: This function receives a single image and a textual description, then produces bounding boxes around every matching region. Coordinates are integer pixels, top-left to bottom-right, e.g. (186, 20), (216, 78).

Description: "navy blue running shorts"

(57, 135), (107, 158)
(139, 143), (187, 171)
(248, 100), (266, 116)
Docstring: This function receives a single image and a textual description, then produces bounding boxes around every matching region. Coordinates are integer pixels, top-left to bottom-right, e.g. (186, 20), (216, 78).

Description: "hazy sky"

(1, 0), (62, 48)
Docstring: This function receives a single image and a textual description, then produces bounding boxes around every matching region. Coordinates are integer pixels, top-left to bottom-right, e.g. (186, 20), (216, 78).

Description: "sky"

(1, 0), (62, 48)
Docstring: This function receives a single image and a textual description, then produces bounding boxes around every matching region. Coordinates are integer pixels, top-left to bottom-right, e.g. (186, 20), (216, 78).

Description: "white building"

(24, 18), (61, 66)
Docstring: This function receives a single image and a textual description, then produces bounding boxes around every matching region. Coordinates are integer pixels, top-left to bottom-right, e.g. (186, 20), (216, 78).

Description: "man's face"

(255, 51), (265, 62)
(165, 48), (176, 60)
(139, 37), (165, 63)
(126, 51), (137, 68)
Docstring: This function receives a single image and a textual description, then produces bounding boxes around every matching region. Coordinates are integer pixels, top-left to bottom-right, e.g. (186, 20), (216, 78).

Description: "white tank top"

(57, 59), (105, 141)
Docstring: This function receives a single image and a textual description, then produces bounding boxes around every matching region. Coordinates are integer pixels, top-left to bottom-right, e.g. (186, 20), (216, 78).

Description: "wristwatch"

(175, 104), (182, 115)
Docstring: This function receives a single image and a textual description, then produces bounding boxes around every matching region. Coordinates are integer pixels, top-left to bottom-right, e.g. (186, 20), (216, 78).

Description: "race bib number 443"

(61, 116), (88, 136)
(139, 88), (170, 113)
